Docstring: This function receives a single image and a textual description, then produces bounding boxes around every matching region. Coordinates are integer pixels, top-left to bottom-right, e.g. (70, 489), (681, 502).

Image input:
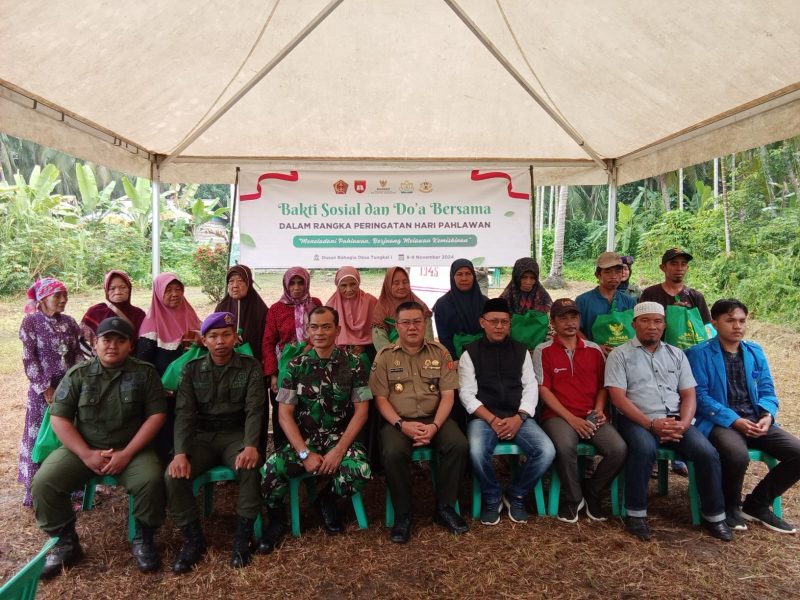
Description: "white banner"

(237, 169), (530, 268)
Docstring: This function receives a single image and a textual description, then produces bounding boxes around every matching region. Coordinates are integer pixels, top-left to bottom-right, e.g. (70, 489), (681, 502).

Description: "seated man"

(370, 301), (469, 543)
(687, 299), (800, 534)
(165, 312), (265, 572)
(32, 317), (167, 578)
(260, 306), (372, 550)
(459, 297), (555, 525)
(533, 298), (627, 523)
(605, 302), (732, 542)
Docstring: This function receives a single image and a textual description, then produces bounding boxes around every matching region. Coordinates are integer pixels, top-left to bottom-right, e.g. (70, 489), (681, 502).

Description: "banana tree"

(75, 163), (117, 225)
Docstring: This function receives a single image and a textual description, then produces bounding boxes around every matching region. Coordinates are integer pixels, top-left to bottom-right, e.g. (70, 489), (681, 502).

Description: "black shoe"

(40, 526), (83, 580)
(257, 506), (288, 554)
(624, 516), (652, 541)
(171, 521), (207, 574)
(557, 499), (585, 523)
(131, 522), (160, 573)
(390, 513), (412, 543)
(701, 518), (734, 542)
(433, 505), (469, 535)
(230, 516), (255, 568)
(584, 492), (608, 522)
(314, 492), (343, 535)
(725, 506), (748, 531)
(742, 499), (797, 534)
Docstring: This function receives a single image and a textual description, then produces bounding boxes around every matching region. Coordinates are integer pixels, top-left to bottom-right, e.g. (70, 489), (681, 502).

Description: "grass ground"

(0, 273), (798, 599)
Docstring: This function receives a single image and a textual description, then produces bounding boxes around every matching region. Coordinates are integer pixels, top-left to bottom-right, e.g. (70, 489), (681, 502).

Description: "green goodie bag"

(591, 300), (635, 347)
(31, 407), (61, 463)
(453, 332), (484, 358)
(276, 341), (309, 388)
(665, 298), (710, 349)
(510, 310), (549, 350)
(383, 318), (399, 343)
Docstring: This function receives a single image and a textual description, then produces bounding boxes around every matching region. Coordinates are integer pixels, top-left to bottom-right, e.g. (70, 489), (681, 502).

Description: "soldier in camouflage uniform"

(259, 306), (372, 552)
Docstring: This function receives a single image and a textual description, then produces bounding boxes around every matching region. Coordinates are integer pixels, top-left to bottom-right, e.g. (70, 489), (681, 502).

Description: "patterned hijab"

(279, 267), (316, 342)
(371, 266), (431, 329)
(139, 273), (201, 349)
(325, 266), (378, 346)
(215, 265), (269, 361)
(24, 277), (67, 314)
(500, 257), (553, 314)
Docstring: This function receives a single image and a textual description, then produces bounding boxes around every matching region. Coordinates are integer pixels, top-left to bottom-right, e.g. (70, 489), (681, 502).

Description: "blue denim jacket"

(686, 337), (779, 437)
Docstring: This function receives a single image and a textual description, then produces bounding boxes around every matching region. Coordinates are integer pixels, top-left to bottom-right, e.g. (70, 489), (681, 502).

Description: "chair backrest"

(0, 537), (59, 600)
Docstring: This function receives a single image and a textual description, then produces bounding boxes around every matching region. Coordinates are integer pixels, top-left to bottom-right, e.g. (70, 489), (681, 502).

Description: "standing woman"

(262, 267), (321, 448)
(79, 270), (146, 353)
(215, 265), (268, 363)
(325, 266), (378, 361)
(500, 257), (553, 315)
(371, 266), (434, 352)
(18, 278), (83, 506)
(136, 273), (201, 375)
(619, 255), (642, 302)
(432, 258), (488, 357)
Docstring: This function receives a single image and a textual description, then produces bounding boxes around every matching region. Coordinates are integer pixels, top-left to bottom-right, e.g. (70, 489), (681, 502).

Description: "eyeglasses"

(397, 319), (424, 327)
(483, 318), (510, 327)
(308, 324), (335, 332)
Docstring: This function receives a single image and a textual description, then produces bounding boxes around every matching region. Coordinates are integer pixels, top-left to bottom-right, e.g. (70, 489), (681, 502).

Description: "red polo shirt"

(532, 336), (605, 421)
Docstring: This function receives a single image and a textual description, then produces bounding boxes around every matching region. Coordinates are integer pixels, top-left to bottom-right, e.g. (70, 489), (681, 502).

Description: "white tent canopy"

(1, 0), (799, 186)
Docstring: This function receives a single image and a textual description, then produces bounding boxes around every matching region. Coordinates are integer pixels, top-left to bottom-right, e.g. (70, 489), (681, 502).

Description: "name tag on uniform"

(390, 367), (404, 373)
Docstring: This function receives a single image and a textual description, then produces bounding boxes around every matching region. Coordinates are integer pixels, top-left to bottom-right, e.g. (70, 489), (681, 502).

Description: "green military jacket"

(174, 352), (265, 455)
(50, 356), (167, 449)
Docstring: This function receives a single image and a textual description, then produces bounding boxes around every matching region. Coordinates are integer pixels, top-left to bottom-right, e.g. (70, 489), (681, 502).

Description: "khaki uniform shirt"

(369, 340), (458, 418)
(174, 352), (265, 454)
(51, 356), (167, 449)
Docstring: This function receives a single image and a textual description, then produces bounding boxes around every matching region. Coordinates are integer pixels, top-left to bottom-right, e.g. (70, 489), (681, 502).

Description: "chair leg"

(203, 483), (214, 517)
(657, 459), (669, 495)
(610, 475), (621, 517)
(289, 479), (302, 538)
(385, 490), (395, 528)
(471, 473), (481, 520)
(82, 480), (97, 512)
(253, 513), (263, 539)
(547, 468), (561, 517)
(686, 462), (701, 525)
(127, 495), (136, 542)
(534, 480), (546, 517)
(351, 493), (369, 530)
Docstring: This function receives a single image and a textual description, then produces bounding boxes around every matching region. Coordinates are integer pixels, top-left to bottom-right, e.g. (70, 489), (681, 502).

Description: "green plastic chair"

(0, 537), (58, 599)
(191, 466), (263, 537)
(285, 471), (369, 537)
(546, 442), (621, 517)
(83, 475), (136, 541)
(619, 448), (782, 524)
(385, 446), (462, 527)
(471, 442), (547, 519)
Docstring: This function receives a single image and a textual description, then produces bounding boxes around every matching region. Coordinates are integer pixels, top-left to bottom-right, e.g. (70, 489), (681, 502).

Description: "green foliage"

(122, 175), (154, 238)
(75, 163), (117, 224)
(193, 244), (229, 302)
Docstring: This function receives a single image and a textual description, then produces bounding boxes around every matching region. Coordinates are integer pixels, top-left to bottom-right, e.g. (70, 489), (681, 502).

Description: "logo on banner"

(371, 179), (394, 194)
(399, 180), (414, 193)
(333, 179), (348, 194)
(354, 180), (366, 193)
(419, 181), (433, 193)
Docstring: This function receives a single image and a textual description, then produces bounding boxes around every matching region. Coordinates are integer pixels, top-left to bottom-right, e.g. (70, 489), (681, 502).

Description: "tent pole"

(529, 165), (536, 259)
(227, 167), (240, 267)
(606, 167), (617, 251)
(151, 166), (160, 279)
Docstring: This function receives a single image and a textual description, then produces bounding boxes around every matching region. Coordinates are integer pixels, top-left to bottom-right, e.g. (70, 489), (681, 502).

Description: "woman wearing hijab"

(19, 277), (83, 506)
(136, 272), (201, 375)
(215, 265), (269, 363)
(325, 266), (378, 361)
(619, 255), (642, 302)
(80, 270), (146, 353)
(500, 257), (553, 315)
(432, 258), (488, 357)
(262, 267), (321, 448)
(371, 266), (433, 352)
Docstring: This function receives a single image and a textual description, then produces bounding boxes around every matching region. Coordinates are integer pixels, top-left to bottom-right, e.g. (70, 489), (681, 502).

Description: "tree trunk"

(759, 145), (776, 205)
(548, 186), (555, 229)
(658, 173), (670, 211)
(721, 157), (731, 254)
(545, 185), (568, 288)
(678, 167), (684, 210)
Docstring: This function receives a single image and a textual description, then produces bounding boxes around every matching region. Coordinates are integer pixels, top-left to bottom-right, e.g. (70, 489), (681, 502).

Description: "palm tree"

(544, 185), (568, 288)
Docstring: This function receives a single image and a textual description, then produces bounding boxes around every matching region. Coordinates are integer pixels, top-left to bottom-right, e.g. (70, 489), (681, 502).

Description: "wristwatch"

(394, 419), (404, 431)
(297, 448), (310, 461)
(517, 411), (529, 422)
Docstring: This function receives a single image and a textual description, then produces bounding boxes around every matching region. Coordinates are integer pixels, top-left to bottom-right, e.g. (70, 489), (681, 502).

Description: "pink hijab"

(280, 267), (316, 342)
(326, 267), (377, 346)
(139, 273), (201, 349)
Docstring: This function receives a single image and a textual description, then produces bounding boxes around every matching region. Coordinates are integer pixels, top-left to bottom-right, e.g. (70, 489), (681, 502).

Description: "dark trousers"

(708, 425), (800, 509)
(541, 417), (627, 504)
(380, 418), (467, 516)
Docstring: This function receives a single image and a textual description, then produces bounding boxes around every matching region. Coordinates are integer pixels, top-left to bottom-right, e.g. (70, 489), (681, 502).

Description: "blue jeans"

(468, 418), (556, 504)
(617, 415), (726, 521)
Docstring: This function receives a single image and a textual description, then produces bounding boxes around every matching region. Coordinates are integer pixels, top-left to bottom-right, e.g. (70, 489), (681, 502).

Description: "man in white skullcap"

(605, 302), (732, 542)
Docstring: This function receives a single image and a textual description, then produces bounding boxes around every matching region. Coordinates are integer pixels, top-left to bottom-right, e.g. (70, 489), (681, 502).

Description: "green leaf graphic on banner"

(472, 257), (485, 266)
(240, 233), (256, 248)
(504, 211), (514, 217)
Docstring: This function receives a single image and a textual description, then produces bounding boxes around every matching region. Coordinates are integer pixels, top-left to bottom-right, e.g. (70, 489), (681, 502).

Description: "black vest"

(464, 336), (528, 418)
